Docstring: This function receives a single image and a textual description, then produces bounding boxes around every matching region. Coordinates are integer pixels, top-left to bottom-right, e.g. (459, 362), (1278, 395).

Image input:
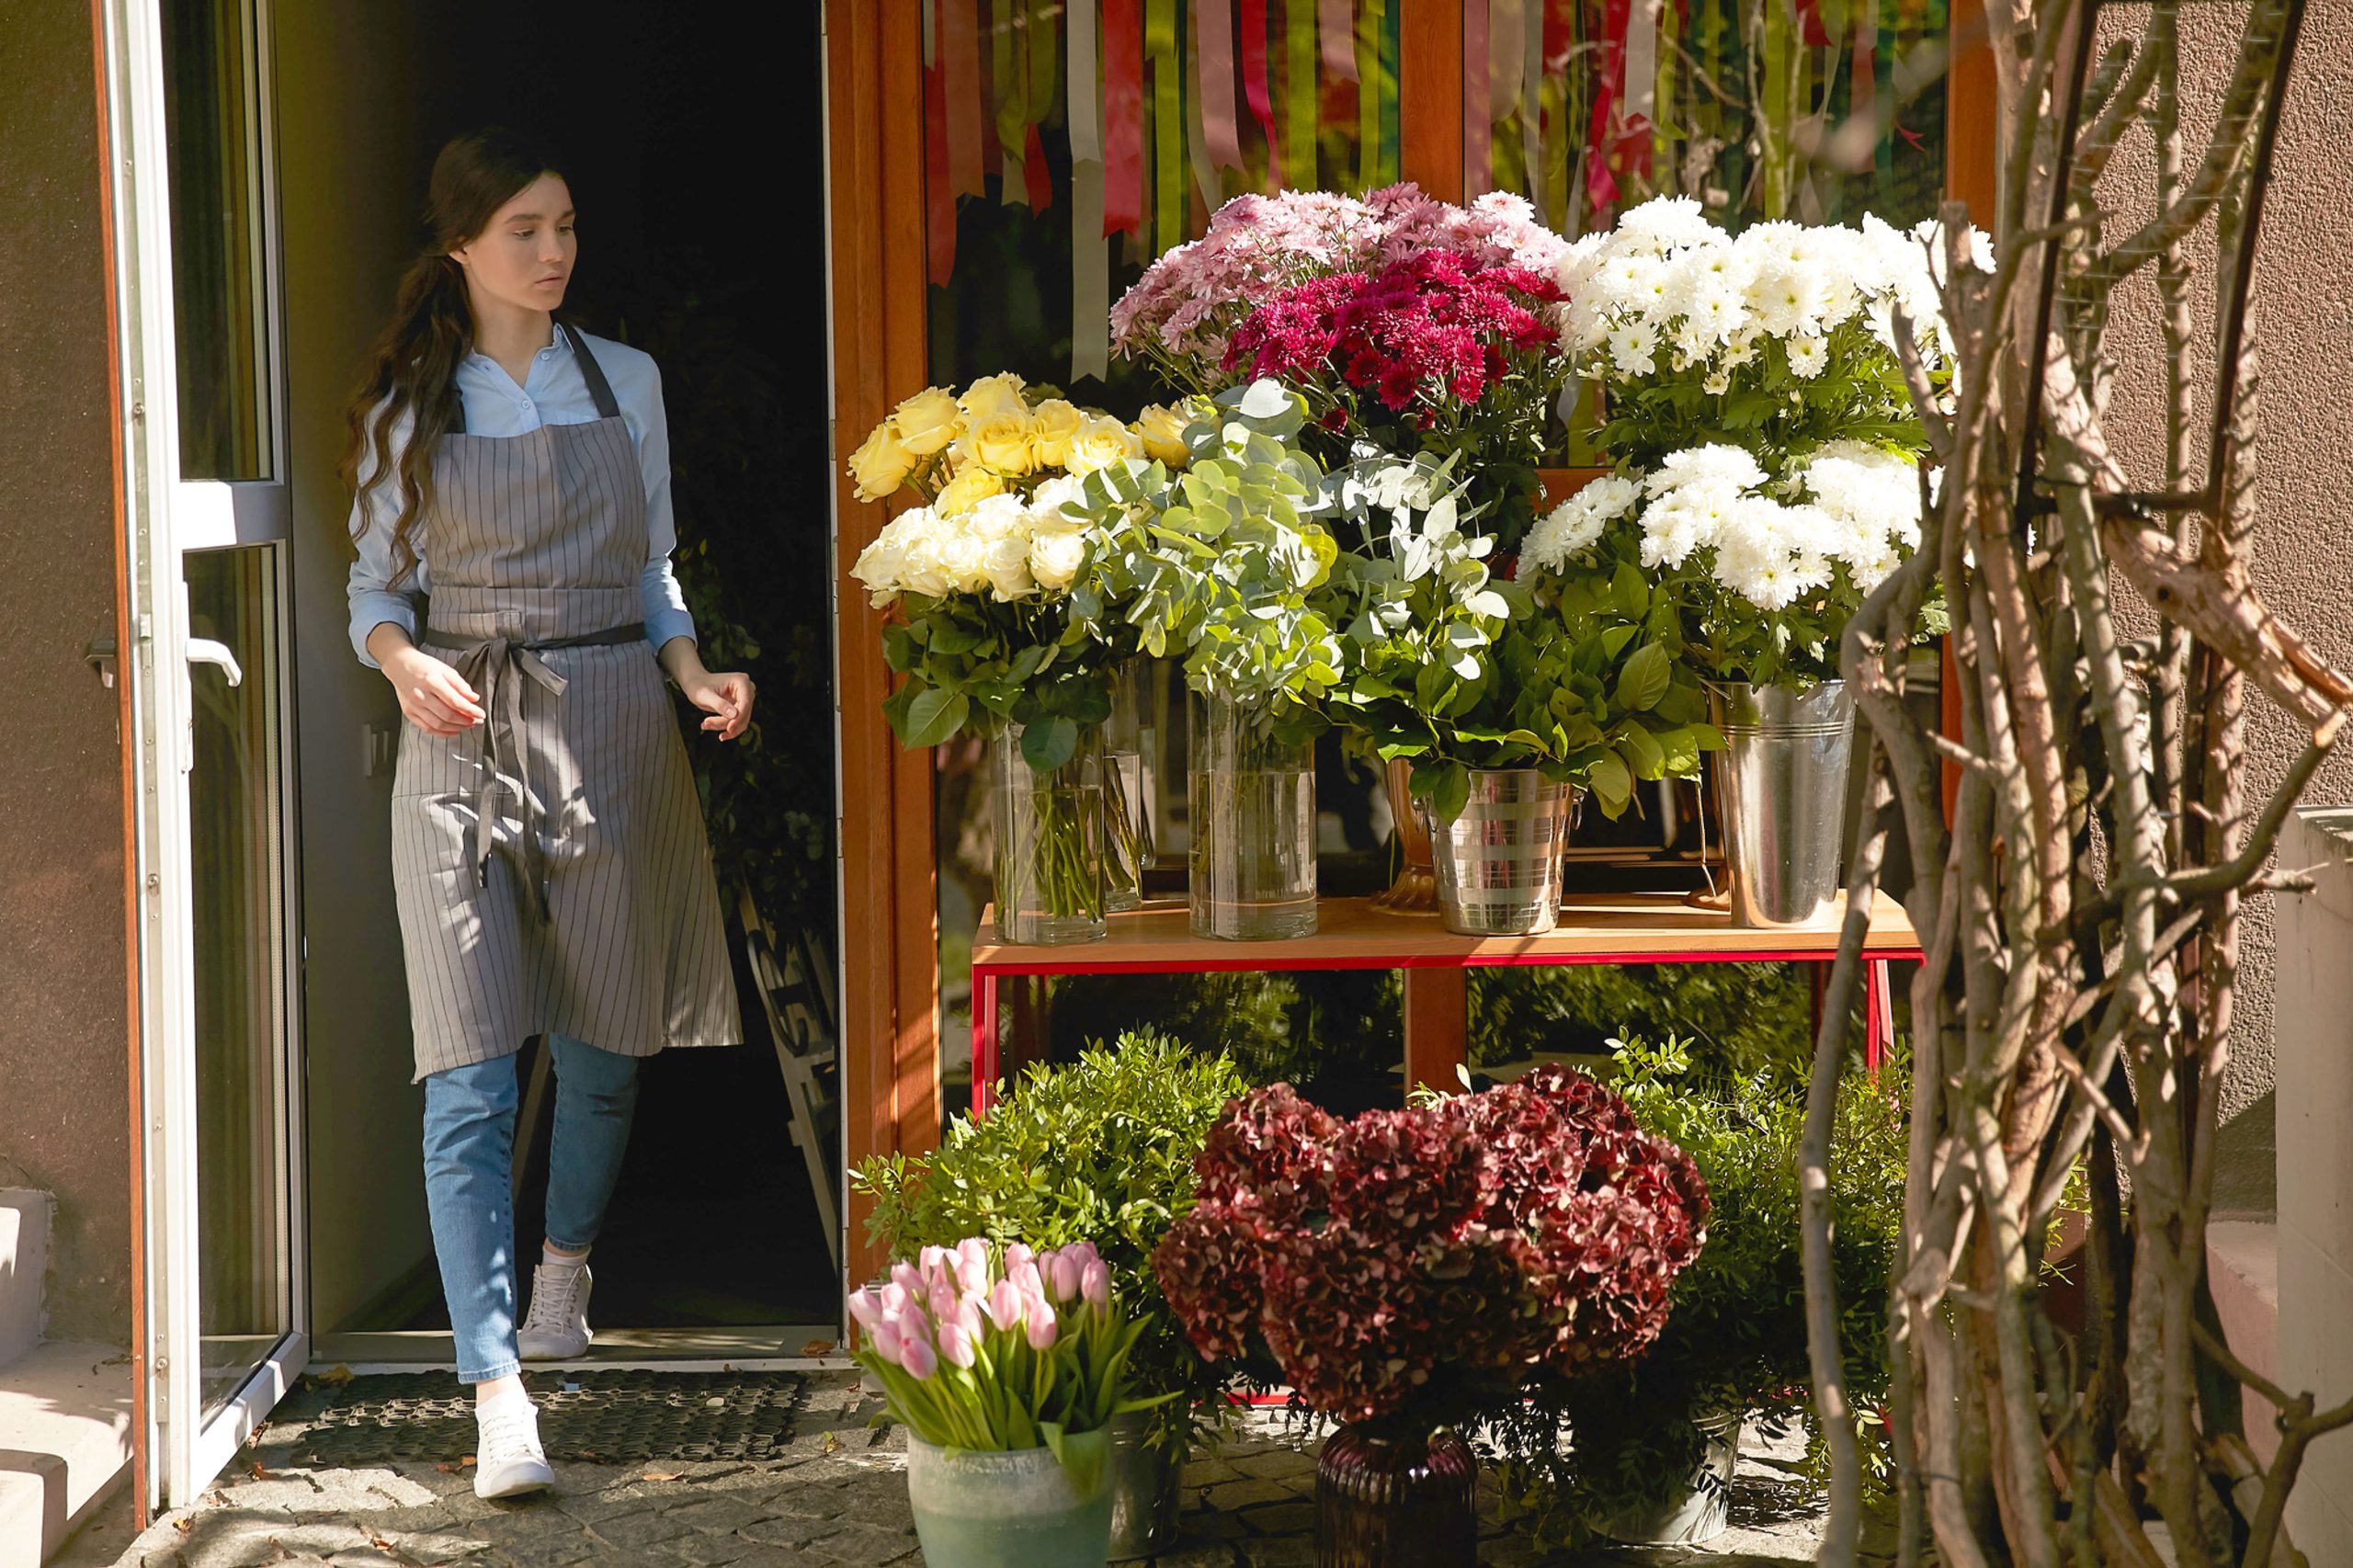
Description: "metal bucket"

(1424, 770), (1575, 937)
(1596, 1412), (1745, 1546)
(1711, 681), (1854, 928)
(1105, 1409), (1182, 1560)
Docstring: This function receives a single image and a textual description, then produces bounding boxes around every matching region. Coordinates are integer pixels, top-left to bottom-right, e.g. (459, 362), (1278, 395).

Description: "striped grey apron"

(390, 324), (741, 1082)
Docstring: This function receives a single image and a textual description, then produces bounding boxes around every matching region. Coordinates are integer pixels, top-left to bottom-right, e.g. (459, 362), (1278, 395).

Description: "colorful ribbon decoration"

(1356, 0), (1383, 191)
(1286, 0), (1317, 189)
(926, 0), (957, 286)
(1319, 0), (1357, 82)
(1187, 6), (1220, 211)
(1147, 0), (1182, 253)
(993, 0), (1023, 200)
(1103, 0), (1144, 236)
(1464, 0), (1490, 198)
(1240, 0), (1280, 187)
(1197, 0), (1245, 173)
(944, 0), (984, 199)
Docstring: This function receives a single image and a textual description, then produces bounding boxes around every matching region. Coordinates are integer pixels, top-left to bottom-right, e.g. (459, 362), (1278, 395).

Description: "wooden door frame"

(823, 0), (1998, 1290)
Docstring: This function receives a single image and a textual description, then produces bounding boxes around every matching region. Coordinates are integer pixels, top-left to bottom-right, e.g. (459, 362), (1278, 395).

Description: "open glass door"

(102, 0), (307, 1509)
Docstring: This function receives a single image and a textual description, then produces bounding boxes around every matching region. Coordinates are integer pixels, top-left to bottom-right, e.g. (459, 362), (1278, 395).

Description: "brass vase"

(1313, 1416), (1477, 1567)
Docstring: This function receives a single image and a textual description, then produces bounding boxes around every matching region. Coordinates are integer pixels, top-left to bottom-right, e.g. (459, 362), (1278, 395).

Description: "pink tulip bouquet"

(847, 1238), (1168, 1464)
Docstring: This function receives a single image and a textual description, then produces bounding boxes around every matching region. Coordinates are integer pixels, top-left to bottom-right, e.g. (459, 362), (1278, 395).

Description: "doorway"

(278, 2), (846, 1359)
(123, 0), (846, 1457)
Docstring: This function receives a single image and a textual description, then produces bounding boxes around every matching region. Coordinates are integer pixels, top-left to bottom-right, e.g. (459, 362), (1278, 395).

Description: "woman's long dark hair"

(340, 128), (565, 584)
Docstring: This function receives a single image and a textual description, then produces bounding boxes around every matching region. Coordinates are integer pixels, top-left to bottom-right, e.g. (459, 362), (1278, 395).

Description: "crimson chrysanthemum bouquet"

(1113, 187), (1574, 550)
(1150, 1069), (1709, 1423)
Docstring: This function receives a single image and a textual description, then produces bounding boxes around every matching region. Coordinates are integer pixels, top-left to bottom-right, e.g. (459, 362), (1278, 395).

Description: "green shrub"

(851, 1028), (1252, 1446)
(1483, 1031), (1906, 1547)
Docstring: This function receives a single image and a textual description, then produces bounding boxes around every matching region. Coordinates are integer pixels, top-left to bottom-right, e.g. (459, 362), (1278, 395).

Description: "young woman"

(344, 128), (750, 1499)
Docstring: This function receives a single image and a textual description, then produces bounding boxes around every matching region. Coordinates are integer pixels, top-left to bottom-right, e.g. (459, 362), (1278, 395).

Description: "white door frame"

(98, 0), (309, 1511)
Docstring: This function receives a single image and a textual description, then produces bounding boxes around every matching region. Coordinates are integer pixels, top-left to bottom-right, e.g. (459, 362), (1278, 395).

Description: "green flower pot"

(904, 1428), (1116, 1568)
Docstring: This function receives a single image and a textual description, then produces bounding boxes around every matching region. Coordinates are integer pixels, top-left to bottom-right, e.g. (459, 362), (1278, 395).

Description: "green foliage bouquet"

(1322, 450), (1717, 823)
(1069, 381), (1346, 744)
(850, 1031), (1255, 1449)
(1534, 198), (1967, 686)
(1483, 1033), (1907, 1547)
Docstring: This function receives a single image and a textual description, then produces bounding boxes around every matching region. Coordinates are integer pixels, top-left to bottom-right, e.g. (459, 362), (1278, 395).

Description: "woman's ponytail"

(339, 128), (565, 577)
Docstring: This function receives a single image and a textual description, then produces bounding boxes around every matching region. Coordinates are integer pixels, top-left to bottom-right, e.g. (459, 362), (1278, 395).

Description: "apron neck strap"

(441, 323), (623, 437)
(561, 323), (625, 421)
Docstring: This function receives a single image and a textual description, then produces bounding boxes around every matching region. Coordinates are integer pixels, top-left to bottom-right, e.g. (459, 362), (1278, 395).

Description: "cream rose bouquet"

(847, 372), (1193, 516)
(1536, 198), (1969, 685)
(852, 469), (1152, 929)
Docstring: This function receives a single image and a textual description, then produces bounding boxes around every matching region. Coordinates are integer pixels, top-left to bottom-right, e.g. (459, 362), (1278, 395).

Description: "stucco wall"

(2084, 2), (2353, 1215)
(0, 0), (133, 1344)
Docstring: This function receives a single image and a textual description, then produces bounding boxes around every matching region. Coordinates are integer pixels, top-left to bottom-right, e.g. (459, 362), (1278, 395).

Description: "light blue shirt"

(345, 326), (697, 667)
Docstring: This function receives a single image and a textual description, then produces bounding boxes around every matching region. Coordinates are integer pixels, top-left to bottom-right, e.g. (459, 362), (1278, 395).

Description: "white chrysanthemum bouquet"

(1525, 197), (1973, 685)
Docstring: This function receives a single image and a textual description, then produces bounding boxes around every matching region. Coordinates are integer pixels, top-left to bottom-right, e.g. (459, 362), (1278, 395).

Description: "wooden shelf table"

(969, 892), (1923, 1113)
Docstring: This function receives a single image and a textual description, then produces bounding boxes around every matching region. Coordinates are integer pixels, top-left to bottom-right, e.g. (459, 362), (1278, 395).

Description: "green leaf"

(1619, 723), (1666, 778)
(1019, 716), (1080, 772)
(1615, 642), (1673, 712)
(1610, 561), (1651, 619)
(904, 688), (970, 748)
(1429, 763), (1472, 825)
(1587, 751), (1632, 816)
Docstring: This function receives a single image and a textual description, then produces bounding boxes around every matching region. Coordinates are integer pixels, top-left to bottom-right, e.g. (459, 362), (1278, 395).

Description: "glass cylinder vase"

(991, 722), (1108, 947)
(1103, 663), (1156, 915)
(1187, 693), (1317, 941)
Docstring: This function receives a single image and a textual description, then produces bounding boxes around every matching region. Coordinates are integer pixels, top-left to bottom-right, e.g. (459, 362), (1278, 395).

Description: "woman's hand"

(383, 644), (484, 736)
(656, 637), (755, 741)
(679, 669), (756, 741)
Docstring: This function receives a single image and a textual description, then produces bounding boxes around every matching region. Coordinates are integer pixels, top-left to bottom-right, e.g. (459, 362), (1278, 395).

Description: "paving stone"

(1146, 1545), (1242, 1568)
(1200, 1478), (1292, 1510)
(1224, 1452), (1314, 1482)
(735, 1514), (849, 1550)
(1234, 1501), (1313, 1538)
(1179, 1458), (1242, 1487)
(797, 1522), (920, 1563)
(585, 1506), (697, 1551)
(663, 1495), (774, 1535)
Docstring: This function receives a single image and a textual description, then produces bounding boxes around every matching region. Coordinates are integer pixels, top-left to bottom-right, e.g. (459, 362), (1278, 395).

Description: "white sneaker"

(472, 1394), (554, 1499)
(517, 1261), (593, 1360)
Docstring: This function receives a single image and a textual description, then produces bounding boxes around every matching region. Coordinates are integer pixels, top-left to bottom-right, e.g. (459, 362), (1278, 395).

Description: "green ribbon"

(1147, 0), (1182, 250)
(1285, 0), (1316, 188)
(1356, 0), (1381, 192)
(994, 0), (1026, 205)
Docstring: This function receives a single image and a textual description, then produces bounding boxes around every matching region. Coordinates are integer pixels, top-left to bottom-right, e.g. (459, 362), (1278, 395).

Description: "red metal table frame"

(970, 892), (1923, 1114)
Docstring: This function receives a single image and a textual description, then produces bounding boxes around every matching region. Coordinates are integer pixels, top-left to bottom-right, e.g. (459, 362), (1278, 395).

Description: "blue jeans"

(422, 1034), (641, 1383)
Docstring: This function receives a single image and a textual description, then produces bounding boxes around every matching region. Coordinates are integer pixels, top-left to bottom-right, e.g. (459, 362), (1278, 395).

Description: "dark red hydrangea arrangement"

(1151, 1067), (1710, 1422)
(1222, 251), (1564, 432)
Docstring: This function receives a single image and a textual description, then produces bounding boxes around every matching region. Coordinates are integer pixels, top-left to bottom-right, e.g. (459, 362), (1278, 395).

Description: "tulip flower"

(847, 1288), (884, 1330)
(879, 1282), (912, 1318)
(955, 1296), (987, 1342)
(1081, 1258), (1111, 1311)
(898, 1331), (938, 1380)
(1048, 1250), (1083, 1303)
(1004, 1243), (1035, 1273)
(986, 1278), (1026, 1333)
(938, 1320), (977, 1369)
(928, 1280), (961, 1324)
(870, 1320), (904, 1366)
(1025, 1296), (1059, 1352)
(891, 1261), (925, 1297)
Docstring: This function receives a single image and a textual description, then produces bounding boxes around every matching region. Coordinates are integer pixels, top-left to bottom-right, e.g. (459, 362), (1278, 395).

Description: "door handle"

(188, 637), (244, 687)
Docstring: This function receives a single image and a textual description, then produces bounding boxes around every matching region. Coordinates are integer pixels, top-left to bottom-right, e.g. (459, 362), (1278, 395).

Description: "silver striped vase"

(1423, 770), (1576, 937)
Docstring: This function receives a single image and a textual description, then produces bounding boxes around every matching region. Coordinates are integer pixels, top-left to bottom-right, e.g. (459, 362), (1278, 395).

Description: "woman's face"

(450, 173), (575, 316)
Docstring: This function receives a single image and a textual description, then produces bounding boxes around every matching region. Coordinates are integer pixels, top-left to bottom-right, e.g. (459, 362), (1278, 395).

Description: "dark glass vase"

(1313, 1417), (1477, 1568)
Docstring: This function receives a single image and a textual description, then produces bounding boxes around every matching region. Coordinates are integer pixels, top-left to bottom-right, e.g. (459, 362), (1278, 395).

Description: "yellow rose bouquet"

(848, 373), (1194, 517)
(850, 385), (1204, 943)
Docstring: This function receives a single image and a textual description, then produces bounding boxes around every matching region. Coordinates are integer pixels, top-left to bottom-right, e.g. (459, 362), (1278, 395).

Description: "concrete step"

(2208, 1219), (2280, 1465)
(0, 1339), (132, 1568)
(0, 1192), (51, 1369)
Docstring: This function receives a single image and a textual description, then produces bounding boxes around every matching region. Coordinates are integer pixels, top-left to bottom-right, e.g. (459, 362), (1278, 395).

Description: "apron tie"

(425, 622), (645, 923)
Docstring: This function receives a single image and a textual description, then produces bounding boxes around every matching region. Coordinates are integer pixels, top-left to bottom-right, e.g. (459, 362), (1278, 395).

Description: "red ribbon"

(1586, 0), (1627, 212)
(1023, 121), (1053, 213)
(1241, 0), (1280, 187)
(926, 32), (956, 286)
(944, 0), (985, 198)
(1795, 0), (1832, 48)
(1103, 0), (1145, 236)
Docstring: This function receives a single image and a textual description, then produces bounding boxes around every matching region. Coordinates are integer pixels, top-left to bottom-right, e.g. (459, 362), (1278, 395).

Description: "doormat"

(259, 1369), (809, 1466)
